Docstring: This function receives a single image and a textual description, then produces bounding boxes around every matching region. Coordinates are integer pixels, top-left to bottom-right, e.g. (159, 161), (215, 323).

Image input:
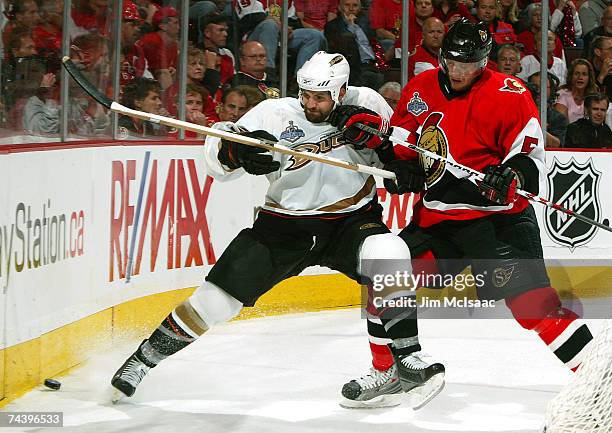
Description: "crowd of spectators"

(0, 0), (611, 147)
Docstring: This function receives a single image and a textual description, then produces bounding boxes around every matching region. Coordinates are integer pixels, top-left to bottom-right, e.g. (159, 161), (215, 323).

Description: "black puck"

(44, 378), (61, 390)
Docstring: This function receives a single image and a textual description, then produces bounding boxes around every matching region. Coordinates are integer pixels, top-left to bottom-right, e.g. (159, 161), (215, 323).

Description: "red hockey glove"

(328, 105), (385, 150)
(478, 165), (522, 205)
(383, 159), (426, 194)
(218, 130), (281, 175)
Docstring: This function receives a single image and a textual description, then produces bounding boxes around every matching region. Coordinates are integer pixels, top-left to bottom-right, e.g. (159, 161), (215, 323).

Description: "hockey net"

(544, 319), (612, 433)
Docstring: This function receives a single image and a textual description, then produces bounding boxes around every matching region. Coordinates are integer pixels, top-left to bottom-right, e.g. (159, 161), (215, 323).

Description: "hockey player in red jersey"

(340, 19), (594, 407)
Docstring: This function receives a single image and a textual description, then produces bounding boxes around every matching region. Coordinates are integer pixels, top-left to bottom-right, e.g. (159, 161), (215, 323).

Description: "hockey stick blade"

(62, 56), (113, 109)
(355, 123), (612, 234)
(60, 58), (395, 180)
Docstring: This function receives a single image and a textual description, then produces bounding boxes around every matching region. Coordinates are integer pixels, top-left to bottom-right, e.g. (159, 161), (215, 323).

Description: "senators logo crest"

(492, 265), (515, 288)
(418, 112), (448, 186)
(499, 77), (526, 94)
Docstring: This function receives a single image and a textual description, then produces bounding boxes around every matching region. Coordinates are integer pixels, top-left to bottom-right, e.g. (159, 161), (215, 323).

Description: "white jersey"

(203, 86), (393, 216)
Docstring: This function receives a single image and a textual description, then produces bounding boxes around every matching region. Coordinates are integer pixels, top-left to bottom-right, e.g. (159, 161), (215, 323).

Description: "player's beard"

(304, 107), (331, 123)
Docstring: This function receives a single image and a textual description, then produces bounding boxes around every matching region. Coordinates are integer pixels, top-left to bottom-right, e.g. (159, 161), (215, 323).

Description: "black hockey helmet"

(440, 19), (492, 70)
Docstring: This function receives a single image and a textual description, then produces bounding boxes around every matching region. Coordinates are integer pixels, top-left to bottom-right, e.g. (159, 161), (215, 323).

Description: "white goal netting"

(544, 319), (612, 433)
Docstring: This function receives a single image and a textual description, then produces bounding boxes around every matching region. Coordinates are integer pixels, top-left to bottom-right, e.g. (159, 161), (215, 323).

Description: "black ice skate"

(111, 343), (153, 402)
(394, 350), (445, 409)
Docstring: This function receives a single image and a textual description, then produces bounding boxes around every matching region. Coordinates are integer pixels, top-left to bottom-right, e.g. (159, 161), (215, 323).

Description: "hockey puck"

(44, 378), (61, 390)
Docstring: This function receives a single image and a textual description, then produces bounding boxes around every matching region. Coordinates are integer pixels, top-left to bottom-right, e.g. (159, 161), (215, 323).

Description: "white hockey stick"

(355, 123), (612, 234)
(61, 57), (395, 180)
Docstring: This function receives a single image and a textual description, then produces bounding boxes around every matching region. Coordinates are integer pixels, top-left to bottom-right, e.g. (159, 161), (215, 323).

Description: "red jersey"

(137, 32), (178, 71)
(432, 3), (475, 24)
(408, 46), (439, 79)
(120, 44), (147, 86)
(391, 68), (545, 228)
(294, 0), (338, 30)
(369, 0), (412, 36)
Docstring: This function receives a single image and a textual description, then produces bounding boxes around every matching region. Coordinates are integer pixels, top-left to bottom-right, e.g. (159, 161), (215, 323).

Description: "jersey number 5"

(521, 136), (538, 154)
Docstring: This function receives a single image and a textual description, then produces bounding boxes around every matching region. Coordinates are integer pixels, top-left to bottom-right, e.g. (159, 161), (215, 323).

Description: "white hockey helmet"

(296, 51), (350, 105)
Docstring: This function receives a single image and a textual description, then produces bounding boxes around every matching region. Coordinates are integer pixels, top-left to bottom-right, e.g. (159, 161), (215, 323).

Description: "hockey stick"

(61, 57), (395, 180)
(355, 123), (612, 234)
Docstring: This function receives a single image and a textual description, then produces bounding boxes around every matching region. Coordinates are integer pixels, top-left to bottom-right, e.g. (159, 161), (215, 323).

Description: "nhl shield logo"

(545, 157), (602, 250)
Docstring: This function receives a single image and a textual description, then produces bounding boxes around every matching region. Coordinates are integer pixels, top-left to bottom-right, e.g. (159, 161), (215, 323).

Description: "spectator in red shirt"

(119, 0), (147, 87)
(294, 0), (338, 31)
(33, 0), (63, 59)
(167, 83), (217, 139)
(369, 0), (413, 51)
(202, 14), (235, 89)
(137, 6), (179, 90)
(408, 17), (444, 78)
(475, 0), (517, 59)
(432, 0), (475, 27)
(517, 3), (565, 59)
(72, 0), (111, 36)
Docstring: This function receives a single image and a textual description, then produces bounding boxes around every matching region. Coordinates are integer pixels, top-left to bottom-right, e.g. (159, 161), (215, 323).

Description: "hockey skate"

(110, 345), (152, 403)
(394, 350), (445, 410)
(340, 364), (403, 408)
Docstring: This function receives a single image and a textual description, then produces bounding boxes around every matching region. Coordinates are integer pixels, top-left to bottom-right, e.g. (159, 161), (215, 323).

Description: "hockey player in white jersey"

(110, 51), (445, 409)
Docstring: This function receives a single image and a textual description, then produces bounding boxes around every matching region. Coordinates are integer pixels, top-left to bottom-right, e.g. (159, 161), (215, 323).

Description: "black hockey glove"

(478, 165), (523, 205)
(218, 130), (281, 175)
(383, 159), (426, 195)
(328, 105), (385, 150)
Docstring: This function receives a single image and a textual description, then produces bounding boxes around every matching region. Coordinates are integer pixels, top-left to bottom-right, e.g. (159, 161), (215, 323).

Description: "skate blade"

(340, 393), (404, 409)
(110, 388), (128, 404)
(406, 373), (445, 410)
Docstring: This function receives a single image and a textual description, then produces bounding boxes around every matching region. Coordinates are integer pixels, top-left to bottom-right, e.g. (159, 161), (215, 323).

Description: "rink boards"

(0, 141), (611, 405)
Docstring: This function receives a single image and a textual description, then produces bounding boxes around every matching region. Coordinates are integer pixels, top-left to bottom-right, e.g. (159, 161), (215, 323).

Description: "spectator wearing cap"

(324, 0), (384, 89)
(137, 6), (179, 90)
(582, 6), (612, 58)
(475, 0), (517, 59)
(230, 40), (279, 98)
(120, 0), (148, 87)
(517, 3), (565, 59)
(408, 17), (444, 79)
(580, 0), (607, 36)
(497, 44), (522, 76)
(565, 93), (612, 147)
(202, 14), (235, 89)
(519, 29), (568, 85)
